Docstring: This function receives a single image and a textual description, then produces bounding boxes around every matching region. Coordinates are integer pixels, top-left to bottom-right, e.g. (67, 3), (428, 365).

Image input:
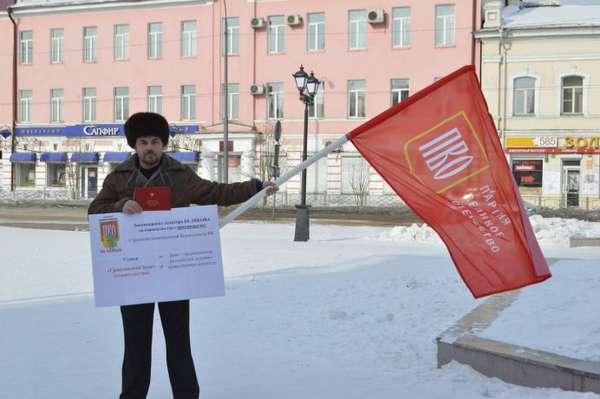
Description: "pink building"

(0, 0), (481, 204)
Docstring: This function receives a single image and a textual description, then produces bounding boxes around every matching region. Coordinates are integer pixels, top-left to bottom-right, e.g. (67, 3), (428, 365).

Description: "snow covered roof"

(502, 0), (600, 28)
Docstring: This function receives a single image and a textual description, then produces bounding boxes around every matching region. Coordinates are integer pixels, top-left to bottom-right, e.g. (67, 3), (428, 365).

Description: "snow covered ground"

(1, 219), (600, 398)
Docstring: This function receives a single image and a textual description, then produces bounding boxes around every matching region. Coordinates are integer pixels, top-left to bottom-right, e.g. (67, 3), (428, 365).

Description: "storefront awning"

(167, 151), (199, 162)
(9, 152), (36, 162)
(40, 152), (67, 162)
(0, 129), (10, 139)
(71, 152), (99, 162)
(103, 152), (131, 162)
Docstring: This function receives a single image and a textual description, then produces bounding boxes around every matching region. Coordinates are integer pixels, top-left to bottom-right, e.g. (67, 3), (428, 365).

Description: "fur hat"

(124, 112), (170, 149)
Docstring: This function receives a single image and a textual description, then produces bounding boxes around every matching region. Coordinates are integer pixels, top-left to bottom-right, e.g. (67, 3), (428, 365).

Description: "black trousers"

(119, 300), (200, 399)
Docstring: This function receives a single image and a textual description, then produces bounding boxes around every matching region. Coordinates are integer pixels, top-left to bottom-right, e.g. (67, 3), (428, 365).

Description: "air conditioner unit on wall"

(367, 10), (385, 24)
(250, 84), (265, 96)
(287, 14), (302, 26)
(251, 17), (265, 29)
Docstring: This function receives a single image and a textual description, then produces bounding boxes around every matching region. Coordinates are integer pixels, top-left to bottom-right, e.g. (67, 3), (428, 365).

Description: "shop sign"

(16, 124), (199, 137)
(564, 136), (600, 150)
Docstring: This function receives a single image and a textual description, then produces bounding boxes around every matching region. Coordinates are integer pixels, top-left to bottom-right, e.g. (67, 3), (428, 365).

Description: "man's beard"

(142, 151), (159, 166)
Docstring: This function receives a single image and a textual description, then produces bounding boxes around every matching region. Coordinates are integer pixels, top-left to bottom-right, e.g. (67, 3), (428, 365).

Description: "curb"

(437, 259), (600, 394)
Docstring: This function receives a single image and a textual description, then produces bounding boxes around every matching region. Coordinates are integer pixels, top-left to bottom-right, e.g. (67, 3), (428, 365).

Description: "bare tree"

(349, 160), (370, 208)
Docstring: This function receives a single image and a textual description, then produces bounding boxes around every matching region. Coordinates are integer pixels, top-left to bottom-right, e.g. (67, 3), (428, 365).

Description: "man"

(88, 112), (276, 399)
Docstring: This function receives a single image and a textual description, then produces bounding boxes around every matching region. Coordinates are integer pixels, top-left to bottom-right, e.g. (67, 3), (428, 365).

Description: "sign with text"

(89, 206), (224, 307)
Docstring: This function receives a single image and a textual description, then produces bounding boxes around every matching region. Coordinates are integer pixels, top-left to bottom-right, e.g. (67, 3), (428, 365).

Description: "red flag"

(347, 65), (550, 298)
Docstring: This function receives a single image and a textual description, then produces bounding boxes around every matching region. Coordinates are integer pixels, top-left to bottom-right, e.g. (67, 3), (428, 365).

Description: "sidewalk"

(0, 202), (424, 230)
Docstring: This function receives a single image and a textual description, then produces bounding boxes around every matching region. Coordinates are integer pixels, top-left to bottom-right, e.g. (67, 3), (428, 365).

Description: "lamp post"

(292, 65), (320, 242)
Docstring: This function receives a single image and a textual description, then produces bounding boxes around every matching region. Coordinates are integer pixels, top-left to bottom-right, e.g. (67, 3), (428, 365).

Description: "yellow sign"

(565, 136), (600, 150)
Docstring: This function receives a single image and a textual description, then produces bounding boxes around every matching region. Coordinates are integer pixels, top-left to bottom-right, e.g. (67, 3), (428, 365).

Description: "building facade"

(0, 0), (481, 205)
(478, 0), (600, 209)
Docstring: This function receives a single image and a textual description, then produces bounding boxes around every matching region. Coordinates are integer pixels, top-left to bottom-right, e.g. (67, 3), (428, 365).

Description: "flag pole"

(220, 134), (349, 228)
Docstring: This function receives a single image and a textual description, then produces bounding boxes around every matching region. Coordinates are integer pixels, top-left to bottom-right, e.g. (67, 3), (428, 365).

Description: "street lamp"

(292, 65), (320, 242)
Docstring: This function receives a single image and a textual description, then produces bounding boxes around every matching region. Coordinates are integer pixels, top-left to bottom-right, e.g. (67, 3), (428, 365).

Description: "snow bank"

(380, 216), (600, 248)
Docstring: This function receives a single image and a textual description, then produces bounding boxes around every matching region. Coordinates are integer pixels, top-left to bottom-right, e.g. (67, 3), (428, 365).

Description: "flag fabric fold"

(347, 65), (550, 298)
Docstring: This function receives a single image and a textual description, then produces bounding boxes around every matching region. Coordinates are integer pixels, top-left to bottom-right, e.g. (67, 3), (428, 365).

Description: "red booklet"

(133, 186), (172, 211)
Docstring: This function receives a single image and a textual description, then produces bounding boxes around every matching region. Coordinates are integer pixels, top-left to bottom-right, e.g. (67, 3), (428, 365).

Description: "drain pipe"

(8, 6), (17, 192)
(501, 28), (511, 149)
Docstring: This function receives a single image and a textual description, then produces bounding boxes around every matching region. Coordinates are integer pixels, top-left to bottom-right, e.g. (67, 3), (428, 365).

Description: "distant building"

(477, 0), (600, 209)
(0, 0), (481, 204)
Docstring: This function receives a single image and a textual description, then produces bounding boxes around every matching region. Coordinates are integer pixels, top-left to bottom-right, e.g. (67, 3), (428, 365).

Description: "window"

(114, 24), (129, 60)
(391, 79), (410, 106)
(50, 29), (64, 64)
(83, 88), (96, 122)
(348, 10), (367, 50)
(222, 84), (240, 120)
(307, 12), (325, 51)
(50, 89), (64, 123)
(306, 154), (327, 193)
(47, 163), (66, 187)
(19, 31), (33, 64)
(435, 5), (455, 46)
(83, 26), (97, 62)
(114, 87), (129, 122)
(512, 159), (543, 188)
(392, 7), (411, 48)
(348, 80), (366, 118)
(181, 85), (196, 120)
(147, 86), (162, 114)
(223, 17), (240, 54)
(562, 75), (583, 115)
(513, 77), (535, 115)
(308, 84), (324, 119)
(16, 163), (35, 187)
(341, 156), (369, 194)
(19, 90), (32, 123)
(148, 22), (163, 59)
(267, 82), (284, 119)
(181, 20), (197, 57)
(268, 15), (285, 54)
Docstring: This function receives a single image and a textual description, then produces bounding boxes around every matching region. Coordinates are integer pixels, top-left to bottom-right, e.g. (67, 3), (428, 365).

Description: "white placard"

(88, 206), (224, 307)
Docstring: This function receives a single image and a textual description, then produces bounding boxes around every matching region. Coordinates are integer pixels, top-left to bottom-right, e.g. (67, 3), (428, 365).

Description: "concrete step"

(437, 258), (600, 394)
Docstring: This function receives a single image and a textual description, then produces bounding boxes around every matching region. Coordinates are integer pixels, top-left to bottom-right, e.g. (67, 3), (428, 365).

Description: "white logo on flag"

(418, 127), (474, 180)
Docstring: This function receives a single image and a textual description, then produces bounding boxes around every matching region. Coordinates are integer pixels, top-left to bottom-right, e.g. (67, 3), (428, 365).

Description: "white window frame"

(435, 4), (455, 46)
(19, 90), (32, 123)
(83, 26), (97, 62)
(50, 89), (64, 123)
(20, 31), (33, 64)
(181, 20), (197, 58)
(392, 7), (411, 48)
(147, 86), (163, 114)
(560, 74), (585, 116)
(267, 82), (284, 120)
(348, 10), (367, 50)
(348, 80), (366, 118)
(114, 87), (129, 122)
(50, 28), (64, 64)
(83, 88), (96, 122)
(223, 17), (240, 55)
(114, 24), (129, 61)
(307, 12), (325, 51)
(512, 75), (537, 116)
(148, 22), (163, 59)
(268, 15), (285, 54)
(223, 84), (240, 120)
(391, 79), (410, 106)
(308, 84), (324, 119)
(181, 85), (196, 121)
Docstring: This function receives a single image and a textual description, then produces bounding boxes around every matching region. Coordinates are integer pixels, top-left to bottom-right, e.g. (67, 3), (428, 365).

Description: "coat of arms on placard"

(100, 219), (120, 251)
